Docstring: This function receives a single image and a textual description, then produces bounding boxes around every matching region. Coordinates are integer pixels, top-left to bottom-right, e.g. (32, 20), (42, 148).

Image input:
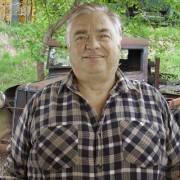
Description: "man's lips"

(83, 55), (104, 59)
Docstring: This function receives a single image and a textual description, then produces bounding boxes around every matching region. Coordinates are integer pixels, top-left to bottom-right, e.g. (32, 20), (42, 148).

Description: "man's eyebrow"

(74, 30), (87, 36)
(98, 28), (110, 33)
(74, 28), (110, 36)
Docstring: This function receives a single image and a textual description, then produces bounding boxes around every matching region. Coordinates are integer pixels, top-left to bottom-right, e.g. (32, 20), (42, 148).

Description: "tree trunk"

(37, 0), (81, 80)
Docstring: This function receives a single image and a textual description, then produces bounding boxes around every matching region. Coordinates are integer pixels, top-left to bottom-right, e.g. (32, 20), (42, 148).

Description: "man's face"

(68, 12), (121, 78)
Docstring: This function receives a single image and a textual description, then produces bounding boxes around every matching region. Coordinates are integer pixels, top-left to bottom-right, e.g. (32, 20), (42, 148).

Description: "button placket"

(96, 117), (105, 176)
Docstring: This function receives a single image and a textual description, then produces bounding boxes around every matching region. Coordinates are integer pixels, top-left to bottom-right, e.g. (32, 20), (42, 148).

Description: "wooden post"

(37, 61), (44, 81)
(154, 57), (160, 89)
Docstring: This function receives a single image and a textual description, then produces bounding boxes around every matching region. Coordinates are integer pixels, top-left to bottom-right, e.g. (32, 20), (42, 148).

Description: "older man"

(3, 3), (180, 179)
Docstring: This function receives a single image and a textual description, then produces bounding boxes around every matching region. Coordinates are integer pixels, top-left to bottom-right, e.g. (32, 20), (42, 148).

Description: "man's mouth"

(83, 55), (104, 59)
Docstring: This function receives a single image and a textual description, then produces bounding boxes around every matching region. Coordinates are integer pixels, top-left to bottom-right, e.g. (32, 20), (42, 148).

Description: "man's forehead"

(70, 12), (115, 36)
(73, 28), (112, 35)
(72, 12), (112, 26)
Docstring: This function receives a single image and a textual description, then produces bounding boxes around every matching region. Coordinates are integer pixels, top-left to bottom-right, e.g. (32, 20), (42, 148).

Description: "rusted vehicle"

(0, 37), (179, 174)
(125, 0), (176, 24)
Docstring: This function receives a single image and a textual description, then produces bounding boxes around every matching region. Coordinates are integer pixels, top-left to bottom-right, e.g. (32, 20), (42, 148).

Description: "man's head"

(66, 3), (123, 81)
(66, 3), (122, 47)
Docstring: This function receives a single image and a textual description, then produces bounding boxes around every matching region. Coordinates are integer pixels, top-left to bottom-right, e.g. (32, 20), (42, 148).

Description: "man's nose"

(85, 37), (100, 50)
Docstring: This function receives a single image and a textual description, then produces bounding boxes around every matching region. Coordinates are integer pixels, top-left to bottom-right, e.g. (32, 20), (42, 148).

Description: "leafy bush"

(0, 46), (37, 92)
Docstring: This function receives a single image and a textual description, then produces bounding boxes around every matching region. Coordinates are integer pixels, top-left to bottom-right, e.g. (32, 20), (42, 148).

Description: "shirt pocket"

(119, 120), (167, 168)
(36, 125), (78, 171)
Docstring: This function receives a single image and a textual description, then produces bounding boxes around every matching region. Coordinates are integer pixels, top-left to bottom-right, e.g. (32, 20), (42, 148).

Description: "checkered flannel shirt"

(3, 69), (180, 179)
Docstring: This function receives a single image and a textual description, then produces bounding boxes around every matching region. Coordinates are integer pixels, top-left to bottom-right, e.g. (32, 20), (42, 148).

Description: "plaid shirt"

(3, 69), (180, 180)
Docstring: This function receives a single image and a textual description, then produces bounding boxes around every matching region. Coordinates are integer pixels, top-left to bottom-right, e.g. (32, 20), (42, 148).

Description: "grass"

(0, 51), (37, 92)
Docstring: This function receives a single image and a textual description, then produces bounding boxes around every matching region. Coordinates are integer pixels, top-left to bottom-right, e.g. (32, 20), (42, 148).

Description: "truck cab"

(12, 37), (149, 131)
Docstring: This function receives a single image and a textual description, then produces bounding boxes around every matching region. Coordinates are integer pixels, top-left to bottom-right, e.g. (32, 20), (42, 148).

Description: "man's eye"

(100, 35), (110, 40)
(75, 36), (87, 42)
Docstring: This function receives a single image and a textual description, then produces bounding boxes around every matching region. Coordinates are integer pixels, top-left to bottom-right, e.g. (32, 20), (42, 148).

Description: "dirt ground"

(0, 33), (17, 56)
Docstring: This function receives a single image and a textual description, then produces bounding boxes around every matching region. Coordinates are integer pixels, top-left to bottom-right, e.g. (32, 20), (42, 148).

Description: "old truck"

(0, 37), (179, 173)
(125, 0), (176, 24)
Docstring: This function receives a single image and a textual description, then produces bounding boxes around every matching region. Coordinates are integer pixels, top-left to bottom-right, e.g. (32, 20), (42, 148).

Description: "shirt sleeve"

(161, 95), (180, 179)
(3, 94), (37, 179)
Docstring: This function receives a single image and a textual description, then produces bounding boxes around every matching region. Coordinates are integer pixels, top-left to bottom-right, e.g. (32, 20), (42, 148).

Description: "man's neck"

(76, 73), (116, 94)
(75, 73), (116, 117)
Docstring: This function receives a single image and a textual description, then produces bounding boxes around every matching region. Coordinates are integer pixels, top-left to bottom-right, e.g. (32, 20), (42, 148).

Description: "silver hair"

(65, 3), (123, 46)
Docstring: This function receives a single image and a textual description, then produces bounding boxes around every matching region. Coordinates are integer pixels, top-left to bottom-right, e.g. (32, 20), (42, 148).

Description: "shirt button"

(96, 164), (102, 171)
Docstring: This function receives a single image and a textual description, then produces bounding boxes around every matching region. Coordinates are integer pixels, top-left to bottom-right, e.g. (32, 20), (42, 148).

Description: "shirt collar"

(58, 70), (78, 93)
(113, 69), (140, 94)
(59, 69), (140, 95)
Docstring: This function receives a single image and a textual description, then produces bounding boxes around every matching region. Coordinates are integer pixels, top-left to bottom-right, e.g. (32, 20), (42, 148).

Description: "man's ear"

(67, 44), (70, 51)
(118, 44), (121, 50)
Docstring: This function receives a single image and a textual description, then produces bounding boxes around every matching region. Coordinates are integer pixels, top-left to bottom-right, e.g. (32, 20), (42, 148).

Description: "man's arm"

(3, 96), (35, 179)
(162, 95), (180, 179)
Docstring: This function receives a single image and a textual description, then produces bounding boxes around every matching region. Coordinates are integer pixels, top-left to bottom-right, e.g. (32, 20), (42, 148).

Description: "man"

(3, 3), (180, 179)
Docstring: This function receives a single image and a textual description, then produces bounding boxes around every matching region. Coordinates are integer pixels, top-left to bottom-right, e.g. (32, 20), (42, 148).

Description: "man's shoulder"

(42, 80), (65, 95)
(131, 79), (155, 89)
(127, 78), (160, 95)
(117, 70), (158, 94)
(30, 79), (65, 102)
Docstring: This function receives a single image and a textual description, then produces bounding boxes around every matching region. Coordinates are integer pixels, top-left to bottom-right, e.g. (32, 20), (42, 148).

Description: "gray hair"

(65, 3), (123, 45)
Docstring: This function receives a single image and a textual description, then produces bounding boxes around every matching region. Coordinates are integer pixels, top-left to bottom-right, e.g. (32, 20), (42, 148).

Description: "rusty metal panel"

(47, 38), (62, 47)
(12, 76), (66, 132)
(154, 57), (160, 89)
(17, 0), (35, 23)
(0, 0), (35, 24)
(121, 37), (149, 47)
(12, 89), (26, 132)
(120, 38), (149, 83)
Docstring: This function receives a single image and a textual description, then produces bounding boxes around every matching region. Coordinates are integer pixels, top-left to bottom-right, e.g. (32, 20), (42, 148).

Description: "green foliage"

(0, 22), (45, 62)
(0, 0), (179, 92)
(10, 23), (45, 61)
(0, 50), (37, 92)
(35, 0), (74, 26)
(123, 18), (180, 79)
